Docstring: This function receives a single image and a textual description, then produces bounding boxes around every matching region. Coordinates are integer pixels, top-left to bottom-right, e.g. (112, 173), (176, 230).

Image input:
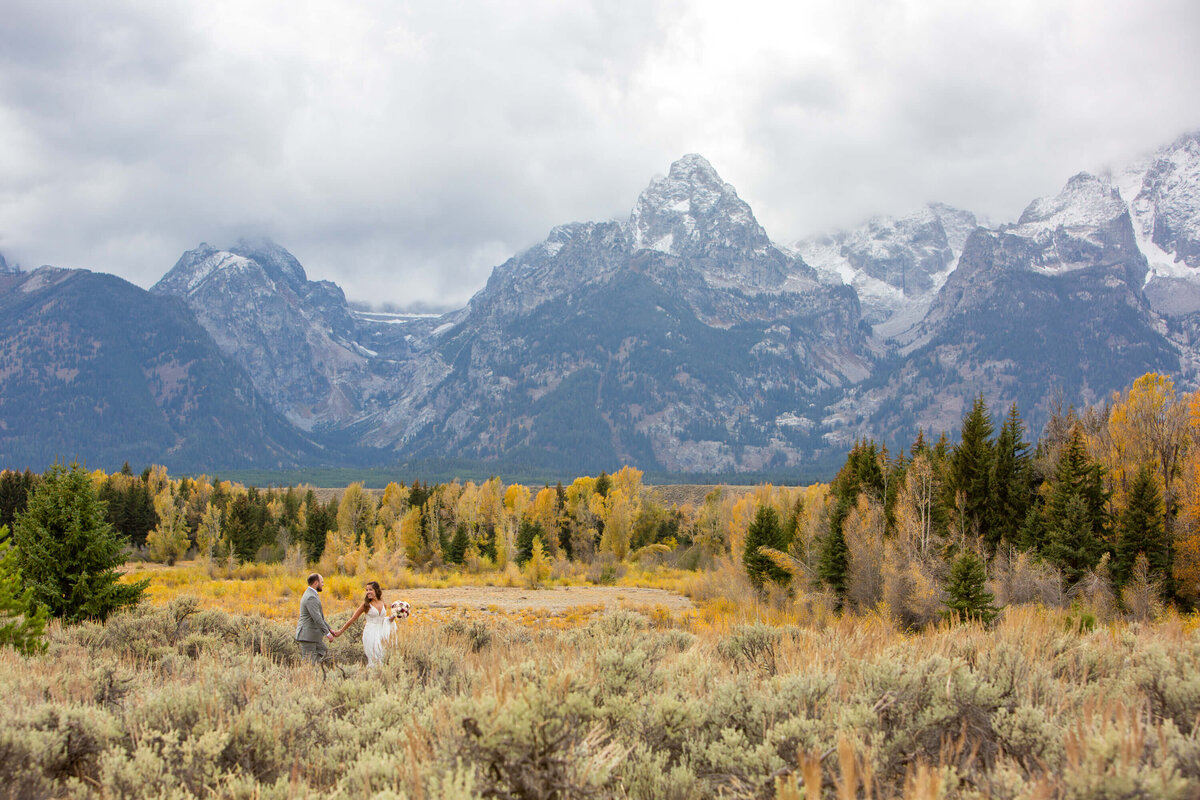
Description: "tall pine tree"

(949, 394), (995, 544)
(943, 549), (999, 623)
(744, 504), (790, 590)
(991, 403), (1034, 552)
(1042, 427), (1109, 586)
(1115, 465), (1171, 594)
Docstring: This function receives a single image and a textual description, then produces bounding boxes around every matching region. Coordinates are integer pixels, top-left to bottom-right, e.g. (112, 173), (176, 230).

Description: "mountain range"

(3, 131), (1200, 476)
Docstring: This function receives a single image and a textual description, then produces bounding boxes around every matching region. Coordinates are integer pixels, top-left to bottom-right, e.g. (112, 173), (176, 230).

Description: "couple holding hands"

(295, 573), (408, 667)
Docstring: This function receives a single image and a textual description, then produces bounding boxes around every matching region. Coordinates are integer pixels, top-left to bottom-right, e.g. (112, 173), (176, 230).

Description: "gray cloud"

(1, 0), (1197, 308)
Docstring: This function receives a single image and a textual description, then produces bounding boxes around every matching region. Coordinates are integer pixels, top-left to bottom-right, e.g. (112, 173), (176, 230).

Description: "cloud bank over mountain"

(1, 1), (1198, 310)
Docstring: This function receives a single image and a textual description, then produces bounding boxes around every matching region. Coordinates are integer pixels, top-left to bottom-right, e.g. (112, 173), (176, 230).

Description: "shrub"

(717, 624), (782, 676)
(943, 550), (999, 624)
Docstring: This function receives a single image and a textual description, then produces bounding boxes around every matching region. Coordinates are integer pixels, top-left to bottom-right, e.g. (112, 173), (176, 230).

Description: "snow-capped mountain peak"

(1015, 172), (1127, 234)
(631, 154), (771, 257)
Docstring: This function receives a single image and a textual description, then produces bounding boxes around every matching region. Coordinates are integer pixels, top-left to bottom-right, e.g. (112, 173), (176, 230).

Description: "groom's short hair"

(307, 573), (321, 586)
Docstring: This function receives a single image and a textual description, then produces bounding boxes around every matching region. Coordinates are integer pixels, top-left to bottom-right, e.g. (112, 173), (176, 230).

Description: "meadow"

(3, 561), (1200, 799)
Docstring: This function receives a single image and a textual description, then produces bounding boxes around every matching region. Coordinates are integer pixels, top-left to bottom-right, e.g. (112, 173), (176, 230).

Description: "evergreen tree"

(743, 504), (789, 590)
(446, 523), (470, 565)
(224, 494), (263, 563)
(515, 519), (544, 565)
(1115, 465), (1171, 593)
(303, 491), (334, 562)
(0, 525), (48, 654)
(949, 394), (995, 544)
(943, 550), (998, 623)
(1016, 505), (1046, 552)
(817, 524), (849, 603)
(1042, 427), (1109, 586)
(0, 469), (37, 533)
(822, 439), (886, 603)
(555, 482), (572, 559)
(991, 403), (1033, 551)
(13, 463), (147, 623)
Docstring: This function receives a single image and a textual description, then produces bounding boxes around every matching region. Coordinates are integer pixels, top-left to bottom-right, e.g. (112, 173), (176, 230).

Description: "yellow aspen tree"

(89, 468), (107, 491)
(694, 488), (730, 555)
(728, 494), (757, 559)
(146, 486), (190, 565)
(565, 477), (597, 518)
(196, 501), (222, 563)
(524, 535), (550, 588)
(295, 500), (308, 538)
(504, 483), (531, 519)
(530, 487), (560, 557)
(337, 483), (377, 549)
(599, 487), (636, 560)
(610, 466), (644, 501)
(1100, 374), (1188, 521)
(894, 453), (939, 559)
(478, 477), (506, 534)
(492, 515), (514, 569)
(399, 506), (423, 562)
(378, 481), (409, 530)
(845, 494), (886, 610)
(147, 464), (170, 496)
(456, 482), (480, 533)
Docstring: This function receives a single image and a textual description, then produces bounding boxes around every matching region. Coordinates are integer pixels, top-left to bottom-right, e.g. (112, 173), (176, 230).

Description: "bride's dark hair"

(360, 580), (383, 611)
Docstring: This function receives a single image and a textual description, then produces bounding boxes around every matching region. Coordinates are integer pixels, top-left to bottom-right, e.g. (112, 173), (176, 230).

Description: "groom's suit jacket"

(295, 586), (332, 643)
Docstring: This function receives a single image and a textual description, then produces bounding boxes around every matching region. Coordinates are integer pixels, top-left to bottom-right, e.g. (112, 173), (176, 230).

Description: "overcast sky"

(2, 0), (1198, 309)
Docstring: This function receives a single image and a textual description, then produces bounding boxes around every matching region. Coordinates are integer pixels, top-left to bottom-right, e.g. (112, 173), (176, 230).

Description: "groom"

(295, 572), (338, 663)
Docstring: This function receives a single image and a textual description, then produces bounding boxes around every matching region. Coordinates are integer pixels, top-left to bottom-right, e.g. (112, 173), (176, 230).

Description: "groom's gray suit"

(295, 584), (333, 663)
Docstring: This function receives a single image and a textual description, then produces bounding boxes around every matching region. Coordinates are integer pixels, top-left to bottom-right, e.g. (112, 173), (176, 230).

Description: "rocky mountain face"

(0, 267), (322, 471)
(827, 170), (1178, 444)
(0, 253), (16, 274)
(364, 155), (872, 472)
(9, 133), (1200, 475)
(152, 239), (413, 432)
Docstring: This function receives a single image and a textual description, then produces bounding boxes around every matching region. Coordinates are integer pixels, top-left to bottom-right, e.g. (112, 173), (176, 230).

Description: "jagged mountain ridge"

(825, 163), (1180, 445)
(349, 155), (872, 472)
(11, 132), (1200, 474)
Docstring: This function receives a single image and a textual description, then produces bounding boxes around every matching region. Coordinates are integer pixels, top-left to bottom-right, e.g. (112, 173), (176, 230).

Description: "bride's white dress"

(362, 604), (393, 667)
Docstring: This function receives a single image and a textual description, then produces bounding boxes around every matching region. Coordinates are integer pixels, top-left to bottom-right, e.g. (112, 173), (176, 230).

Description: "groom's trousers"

(299, 639), (329, 664)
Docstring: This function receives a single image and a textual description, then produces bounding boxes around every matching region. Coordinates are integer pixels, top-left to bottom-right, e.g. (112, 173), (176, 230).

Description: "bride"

(335, 580), (396, 667)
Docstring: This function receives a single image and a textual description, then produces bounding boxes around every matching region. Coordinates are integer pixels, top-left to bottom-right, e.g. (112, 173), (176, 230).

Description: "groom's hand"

(325, 632), (335, 642)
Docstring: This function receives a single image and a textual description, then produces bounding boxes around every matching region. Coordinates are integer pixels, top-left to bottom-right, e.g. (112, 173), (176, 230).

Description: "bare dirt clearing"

(398, 585), (693, 614)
